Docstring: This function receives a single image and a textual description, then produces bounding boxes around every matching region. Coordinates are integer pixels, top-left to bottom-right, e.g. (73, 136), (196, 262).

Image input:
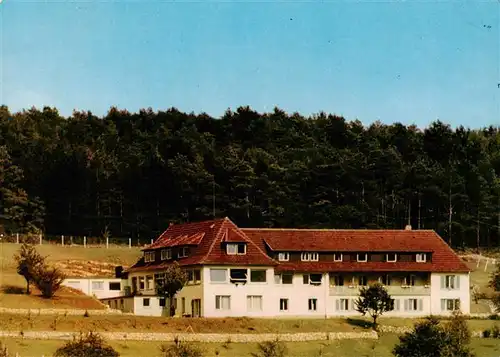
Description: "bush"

(251, 339), (287, 357)
(0, 342), (9, 357)
(53, 332), (119, 357)
(33, 266), (65, 298)
(492, 324), (500, 338)
(160, 337), (204, 357)
(488, 314), (500, 320)
(483, 329), (491, 338)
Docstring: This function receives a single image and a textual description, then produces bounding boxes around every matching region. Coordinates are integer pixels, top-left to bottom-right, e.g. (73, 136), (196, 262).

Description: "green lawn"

(2, 335), (500, 357)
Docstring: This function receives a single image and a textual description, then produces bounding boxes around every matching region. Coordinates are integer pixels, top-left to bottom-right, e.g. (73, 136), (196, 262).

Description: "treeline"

(0, 105), (499, 248)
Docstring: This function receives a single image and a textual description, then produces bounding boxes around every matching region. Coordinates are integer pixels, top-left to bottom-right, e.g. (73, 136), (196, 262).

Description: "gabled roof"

(242, 228), (469, 273)
(127, 218), (276, 272)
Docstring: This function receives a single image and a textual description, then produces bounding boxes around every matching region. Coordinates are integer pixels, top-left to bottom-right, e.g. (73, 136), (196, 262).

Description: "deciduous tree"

(355, 283), (393, 328)
(155, 262), (188, 317)
(14, 243), (45, 295)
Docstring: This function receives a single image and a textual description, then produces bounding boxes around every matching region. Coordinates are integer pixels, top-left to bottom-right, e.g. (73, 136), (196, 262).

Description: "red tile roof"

(127, 220), (469, 274)
(242, 228), (469, 273)
(127, 218), (276, 272)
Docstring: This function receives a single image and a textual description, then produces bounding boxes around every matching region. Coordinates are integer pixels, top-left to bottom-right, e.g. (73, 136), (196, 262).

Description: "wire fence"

(0, 233), (153, 248)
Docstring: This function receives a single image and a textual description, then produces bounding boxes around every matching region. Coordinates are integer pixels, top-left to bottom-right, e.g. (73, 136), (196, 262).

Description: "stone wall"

(0, 307), (129, 316)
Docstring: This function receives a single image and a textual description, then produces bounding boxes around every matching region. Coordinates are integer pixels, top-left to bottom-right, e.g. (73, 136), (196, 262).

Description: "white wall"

(62, 278), (122, 299)
(430, 273), (470, 315)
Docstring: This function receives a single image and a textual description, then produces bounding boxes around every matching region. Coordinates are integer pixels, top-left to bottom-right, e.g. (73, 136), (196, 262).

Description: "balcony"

(329, 285), (431, 296)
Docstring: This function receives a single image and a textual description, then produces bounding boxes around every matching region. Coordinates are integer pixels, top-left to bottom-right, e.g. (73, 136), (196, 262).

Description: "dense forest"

(0, 105), (499, 248)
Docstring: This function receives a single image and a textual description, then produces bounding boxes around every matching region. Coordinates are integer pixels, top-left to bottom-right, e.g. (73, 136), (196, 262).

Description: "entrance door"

(191, 299), (201, 317)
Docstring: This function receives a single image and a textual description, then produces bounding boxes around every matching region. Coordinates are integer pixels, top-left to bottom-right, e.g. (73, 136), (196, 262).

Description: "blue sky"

(1, 1), (499, 128)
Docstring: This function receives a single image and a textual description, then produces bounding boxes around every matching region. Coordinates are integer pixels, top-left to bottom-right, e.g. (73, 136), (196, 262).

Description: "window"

(159, 298), (166, 307)
(379, 275), (391, 286)
(250, 270), (267, 283)
(278, 252), (290, 261)
(404, 275), (416, 286)
(301, 252), (319, 262)
(405, 298), (422, 311)
(444, 275), (459, 289)
(226, 243), (246, 255)
(308, 298), (318, 311)
(330, 274), (344, 287)
(210, 269), (227, 283)
(303, 274), (322, 285)
(139, 277), (145, 290)
(337, 298), (349, 311)
(230, 269), (248, 283)
(215, 295), (231, 310)
(91, 281), (104, 290)
(416, 253), (427, 263)
(358, 276), (367, 286)
(187, 269), (202, 284)
(178, 247), (189, 258)
(181, 297), (186, 315)
(161, 249), (172, 260)
(442, 299), (460, 311)
(194, 269), (201, 283)
(146, 276), (154, 290)
(386, 253), (397, 262)
(143, 298), (150, 307)
(144, 251), (155, 263)
(247, 295), (263, 311)
(357, 253), (368, 262)
(109, 282), (121, 291)
(275, 273), (293, 284)
(279, 298), (289, 311)
(333, 253), (343, 262)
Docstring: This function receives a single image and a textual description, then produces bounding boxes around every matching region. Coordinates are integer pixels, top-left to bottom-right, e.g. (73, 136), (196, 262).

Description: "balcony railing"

(329, 285), (431, 296)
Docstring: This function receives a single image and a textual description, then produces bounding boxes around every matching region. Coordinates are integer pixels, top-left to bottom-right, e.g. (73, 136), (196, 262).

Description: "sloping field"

(0, 243), (141, 309)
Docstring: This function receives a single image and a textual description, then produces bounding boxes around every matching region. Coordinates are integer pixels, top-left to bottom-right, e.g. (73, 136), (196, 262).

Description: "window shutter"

(418, 299), (423, 311)
(456, 276), (460, 289)
(441, 299), (446, 311)
(335, 300), (340, 311)
(404, 299), (408, 311)
(440, 276), (445, 289)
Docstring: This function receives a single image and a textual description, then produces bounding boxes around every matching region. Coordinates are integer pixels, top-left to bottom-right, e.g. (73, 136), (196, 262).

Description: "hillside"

(0, 243), (141, 309)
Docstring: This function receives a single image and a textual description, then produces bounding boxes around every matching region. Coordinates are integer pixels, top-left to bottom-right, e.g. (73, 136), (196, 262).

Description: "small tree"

(251, 339), (287, 357)
(156, 262), (188, 317)
(34, 265), (65, 298)
(14, 243), (45, 295)
(393, 316), (446, 357)
(160, 337), (204, 357)
(442, 309), (474, 357)
(355, 283), (393, 328)
(53, 332), (119, 357)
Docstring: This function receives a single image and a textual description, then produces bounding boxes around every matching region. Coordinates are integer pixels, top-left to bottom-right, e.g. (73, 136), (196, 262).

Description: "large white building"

(102, 217), (470, 318)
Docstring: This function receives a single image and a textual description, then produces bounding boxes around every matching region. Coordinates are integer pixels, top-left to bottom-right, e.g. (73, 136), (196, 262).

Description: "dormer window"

(178, 247), (189, 258)
(226, 243), (246, 255)
(144, 251), (155, 263)
(301, 252), (319, 262)
(386, 253), (397, 262)
(333, 253), (343, 262)
(161, 249), (172, 261)
(357, 253), (368, 262)
(278, 252), (289, 261)
(416, 253), (427, 263)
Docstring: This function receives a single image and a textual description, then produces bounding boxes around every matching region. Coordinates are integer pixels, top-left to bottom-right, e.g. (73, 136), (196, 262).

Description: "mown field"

(0, 243), (141, 309)
(2, 335), (500, 357)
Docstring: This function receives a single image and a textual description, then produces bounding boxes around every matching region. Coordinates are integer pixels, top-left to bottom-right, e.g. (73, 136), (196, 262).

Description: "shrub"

(251, 339), (287, 357)
(489, 314), (500, 320)
(53, 332), (119, 357)
(483, 329), (491, 338)
(160, 337), (204, 357)
(0, 342), (8, 357)
(33, 266), (65, 298)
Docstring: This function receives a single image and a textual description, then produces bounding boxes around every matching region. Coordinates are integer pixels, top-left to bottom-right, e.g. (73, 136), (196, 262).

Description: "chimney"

(405, 225), (412, 231)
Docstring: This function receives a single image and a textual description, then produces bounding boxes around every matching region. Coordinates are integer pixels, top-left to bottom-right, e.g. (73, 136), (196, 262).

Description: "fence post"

(16, 233), (19, 244)
(61, 235), (64, 246)
(106, 237), (109, 249)
(84, 236), (87, 248)
(39, 234), (42, 245)
(71, 236), (73, 245)
(128, 238), (131, 249)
